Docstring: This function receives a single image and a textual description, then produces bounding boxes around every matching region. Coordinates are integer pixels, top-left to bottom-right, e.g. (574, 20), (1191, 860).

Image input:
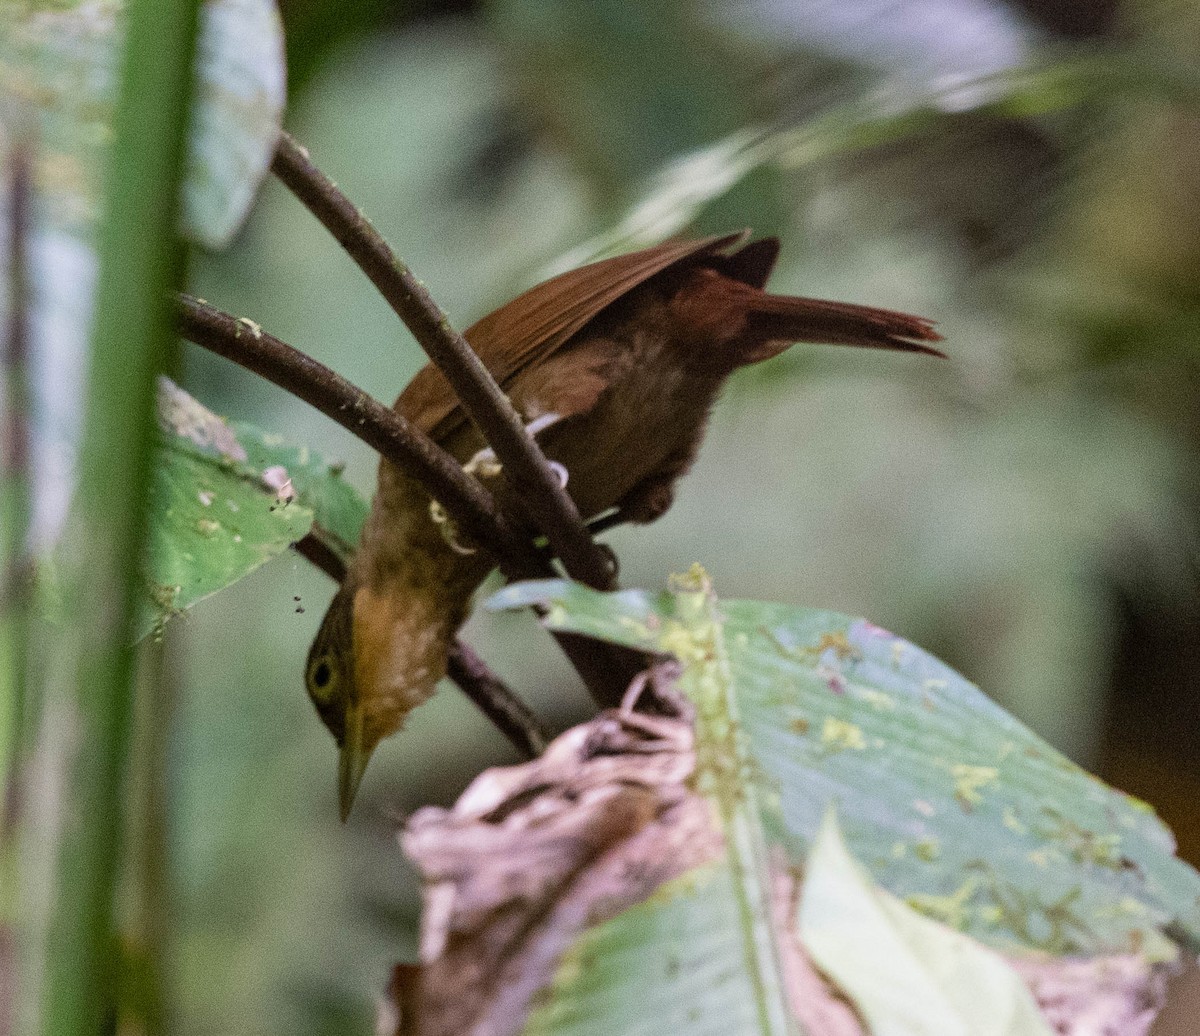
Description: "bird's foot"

(462, 411), (570, 488)
(428, 500), (478, 556)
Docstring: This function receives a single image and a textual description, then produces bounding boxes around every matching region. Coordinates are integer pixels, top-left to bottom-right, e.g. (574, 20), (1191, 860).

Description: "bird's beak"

(338, 706), (373, 822)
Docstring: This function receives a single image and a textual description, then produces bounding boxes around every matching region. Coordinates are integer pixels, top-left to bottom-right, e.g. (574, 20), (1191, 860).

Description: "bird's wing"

(395, 232), (748, 443)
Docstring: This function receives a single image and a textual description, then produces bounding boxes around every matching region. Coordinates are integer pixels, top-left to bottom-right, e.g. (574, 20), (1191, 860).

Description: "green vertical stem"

(119, 635), (178, 1036)
(39, 1), (200, 1034)
(1, 125), (34, 1036)
(2, 133), (33, 836)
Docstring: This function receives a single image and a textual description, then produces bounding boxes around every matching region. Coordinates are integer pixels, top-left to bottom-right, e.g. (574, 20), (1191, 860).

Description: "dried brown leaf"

(390, 665), (722, 1036)
(1007, 952), (1181, 1036)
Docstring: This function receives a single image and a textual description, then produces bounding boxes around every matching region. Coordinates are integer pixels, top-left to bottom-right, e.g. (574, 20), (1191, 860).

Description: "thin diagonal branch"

(290, 531), (350, 583)
(176, 294), (540, 574)
(177, 296), (639, 708)
(445, 641), (549, 759)
(293, 533), (548, 759)
(270, 132), (617, 592)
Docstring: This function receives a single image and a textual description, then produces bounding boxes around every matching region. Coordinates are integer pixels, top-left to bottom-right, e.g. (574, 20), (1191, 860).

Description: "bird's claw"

(463, 447), (503, 480)
(428, 499), (478, 555)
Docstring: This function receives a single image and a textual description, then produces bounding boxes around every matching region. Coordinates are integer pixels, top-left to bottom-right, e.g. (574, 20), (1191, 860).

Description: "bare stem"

(445, 641), (549, 759)
(176, 294), (540, 574)
(41, 2), (201, 1031)
(270, 132), (617, 592)
(290, 531), (349, 583)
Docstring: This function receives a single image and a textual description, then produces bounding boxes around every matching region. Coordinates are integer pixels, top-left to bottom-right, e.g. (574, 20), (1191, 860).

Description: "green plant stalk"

(39, 1), (201, 1033)
(2, 135), (33, 834)
(120, 636), (178, 1036)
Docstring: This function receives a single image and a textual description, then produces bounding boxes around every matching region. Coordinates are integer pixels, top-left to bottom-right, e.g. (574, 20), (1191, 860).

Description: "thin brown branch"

(293, 533), (547, 759)
(178, 297), (641, 709)
(291, 531), (349, 582)
(446, 641), (549, 759)
(270, 132), (617, 593)
(177, 294), (539, 574)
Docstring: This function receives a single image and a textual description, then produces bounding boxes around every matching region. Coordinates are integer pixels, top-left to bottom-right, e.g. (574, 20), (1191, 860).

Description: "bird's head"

(305, 580), (446, 821)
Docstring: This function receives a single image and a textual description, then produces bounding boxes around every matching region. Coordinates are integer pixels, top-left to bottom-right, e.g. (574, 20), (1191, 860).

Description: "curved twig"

(445, 641), (550, 759)
(270, 132), (617, 592)
(177, 296), (640, 708)
(177, 294), (540, 574)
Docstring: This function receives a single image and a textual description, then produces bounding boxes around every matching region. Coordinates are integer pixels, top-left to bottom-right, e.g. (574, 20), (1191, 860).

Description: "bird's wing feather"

(396, 232), (748, 442)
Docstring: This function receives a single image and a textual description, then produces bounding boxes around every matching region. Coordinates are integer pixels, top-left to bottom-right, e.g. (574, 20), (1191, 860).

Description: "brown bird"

(305, 232), (942, 818)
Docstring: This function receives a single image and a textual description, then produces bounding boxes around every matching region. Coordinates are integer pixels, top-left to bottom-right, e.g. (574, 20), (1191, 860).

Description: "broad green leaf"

(522, 859), (789, 1036)
(489, 575), (1200, 959)
(139, 379), (364, 638)
(800, 810), (1050, 1036)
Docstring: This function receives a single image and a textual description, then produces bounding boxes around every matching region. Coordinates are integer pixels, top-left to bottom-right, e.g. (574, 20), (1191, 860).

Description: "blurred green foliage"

(5, 0), (1200, 1032)
(176, 1), (1200, 1030)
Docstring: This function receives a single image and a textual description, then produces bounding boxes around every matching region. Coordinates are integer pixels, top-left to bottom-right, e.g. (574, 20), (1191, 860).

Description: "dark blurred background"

(177, 1), (1200, 1031)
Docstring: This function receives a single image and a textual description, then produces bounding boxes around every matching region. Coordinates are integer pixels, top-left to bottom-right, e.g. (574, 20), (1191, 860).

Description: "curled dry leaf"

(390, 664), (724, 1036)
(1006, 952), (1180, 1036)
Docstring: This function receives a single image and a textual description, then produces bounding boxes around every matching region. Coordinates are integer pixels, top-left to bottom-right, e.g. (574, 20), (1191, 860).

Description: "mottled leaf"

(489, 574), (1200, 959)
(800, 810), (1051, 1036)
(0, 0), (285, 247)
(0, 0), (285, 546)
(139, 379), (364, 638)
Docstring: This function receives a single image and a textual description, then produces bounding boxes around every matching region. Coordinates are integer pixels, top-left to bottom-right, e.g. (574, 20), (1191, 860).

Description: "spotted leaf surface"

(139, 380), (365, 639)
(490, 576), (1200, 959)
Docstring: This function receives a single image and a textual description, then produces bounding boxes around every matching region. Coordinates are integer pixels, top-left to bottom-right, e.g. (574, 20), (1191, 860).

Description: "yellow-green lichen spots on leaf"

(801, 810), (1053, 1036)
(950, 763), (999, 810)
(487, 579), (1200, 960)
(653, 566), (795, 1036)
(820, 717), (867, 754)
(661, 565), (745, 799)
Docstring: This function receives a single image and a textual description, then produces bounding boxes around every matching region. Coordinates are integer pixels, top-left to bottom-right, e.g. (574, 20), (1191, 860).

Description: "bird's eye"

(308, 655), (338, 700)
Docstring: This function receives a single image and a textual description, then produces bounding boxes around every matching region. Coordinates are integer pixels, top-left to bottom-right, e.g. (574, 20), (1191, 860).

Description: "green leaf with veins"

(138, 379), (365, 640)
(490, 572), (1200, 960)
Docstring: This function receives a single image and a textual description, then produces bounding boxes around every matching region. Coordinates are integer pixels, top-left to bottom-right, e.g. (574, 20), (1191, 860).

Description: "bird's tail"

(740, 291), (944, 364)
